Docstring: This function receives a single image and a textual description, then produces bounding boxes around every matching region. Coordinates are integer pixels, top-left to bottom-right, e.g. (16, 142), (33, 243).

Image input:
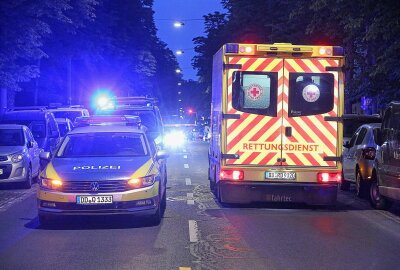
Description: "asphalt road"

(1, 141), (400, 270)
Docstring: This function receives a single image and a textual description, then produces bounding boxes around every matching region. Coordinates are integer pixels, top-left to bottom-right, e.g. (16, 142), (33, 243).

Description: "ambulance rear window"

(232, 71), (278, 116)
(288, 73), (334, 117)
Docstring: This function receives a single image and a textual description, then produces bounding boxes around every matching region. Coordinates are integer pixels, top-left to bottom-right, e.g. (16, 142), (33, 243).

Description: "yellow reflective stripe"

(121, 182), (159, 201)
(44, 162), (61, 180)
(37, 190), (69, 202)
(129, 159), (156, 179)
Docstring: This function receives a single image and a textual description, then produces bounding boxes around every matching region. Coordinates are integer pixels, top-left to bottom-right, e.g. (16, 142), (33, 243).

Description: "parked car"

(343, 114), (381, 144)
(370, 101), (400, 209)
(342, 123), (381, 197)
(55, 118), (74, 137)
(0, 109), (61, 153)
(0, 124), (41, 188)
(48, 105), (90, 122)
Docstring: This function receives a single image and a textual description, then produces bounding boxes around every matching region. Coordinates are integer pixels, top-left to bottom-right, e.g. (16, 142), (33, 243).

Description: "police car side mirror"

(39, 152), (51, 161)
(156, 150), (169, 160)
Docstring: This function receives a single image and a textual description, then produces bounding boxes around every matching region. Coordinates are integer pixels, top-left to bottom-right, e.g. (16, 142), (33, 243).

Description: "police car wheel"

(22, 166), (32, 189)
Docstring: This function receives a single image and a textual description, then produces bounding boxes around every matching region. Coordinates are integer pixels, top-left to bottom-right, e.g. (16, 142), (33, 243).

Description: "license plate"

(76, 195), (113, 205)
(0, 169), (3, 175)
(265, 172), (296, 180)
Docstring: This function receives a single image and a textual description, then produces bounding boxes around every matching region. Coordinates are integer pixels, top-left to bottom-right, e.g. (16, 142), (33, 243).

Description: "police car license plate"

(76, 195), (113, 204)
(265, 172), (296, 180)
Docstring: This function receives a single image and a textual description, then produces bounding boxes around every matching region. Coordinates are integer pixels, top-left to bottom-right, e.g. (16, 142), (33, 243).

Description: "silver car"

(342, 123), (381, 197)
(0, 124), (41, 188)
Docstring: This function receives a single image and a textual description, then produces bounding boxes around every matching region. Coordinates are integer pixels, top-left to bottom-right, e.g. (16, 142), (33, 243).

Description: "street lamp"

(175, 69), (182, 73)
(176, 50), (184, 55)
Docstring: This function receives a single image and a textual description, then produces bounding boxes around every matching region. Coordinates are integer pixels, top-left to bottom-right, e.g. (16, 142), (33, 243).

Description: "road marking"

(183, 155), (188, 159)
(179, 267), (191, 270)
(185, 178), (191, 185)
(188, 220), (199, 242)
(184, 164), (189, 169)
(187, 193), (194, 204)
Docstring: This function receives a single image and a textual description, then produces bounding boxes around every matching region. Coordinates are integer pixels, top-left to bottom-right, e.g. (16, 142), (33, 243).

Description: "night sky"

(153, 0), (225, 80)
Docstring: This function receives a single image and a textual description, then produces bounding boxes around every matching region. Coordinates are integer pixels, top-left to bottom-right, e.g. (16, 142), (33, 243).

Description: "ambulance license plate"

(265, 172), (296, 180)
(76, 195), (113, 205)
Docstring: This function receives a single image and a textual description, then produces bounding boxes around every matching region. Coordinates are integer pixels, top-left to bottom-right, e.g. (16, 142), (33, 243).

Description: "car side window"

(355, 128), (367, 145)
(349, 129), (359, 148)
(49, 118), (59, 136)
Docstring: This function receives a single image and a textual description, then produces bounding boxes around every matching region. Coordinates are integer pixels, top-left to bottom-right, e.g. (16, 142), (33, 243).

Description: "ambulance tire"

(340, 172), (350, 191)
(216, 183), (228, 207)
(209, 178), (216, 192)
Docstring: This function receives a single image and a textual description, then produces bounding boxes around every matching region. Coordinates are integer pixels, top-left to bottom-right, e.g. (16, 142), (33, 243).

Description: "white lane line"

(188, 220), (199, 242)
(187, 193), (194, 204)
(185, 178), (192, 185)
(183, 155), (188, 159)
(184, 164), (189, 169)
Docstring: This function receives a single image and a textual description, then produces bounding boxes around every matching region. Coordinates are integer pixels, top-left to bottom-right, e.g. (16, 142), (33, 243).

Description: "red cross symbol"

(250, 87), (260, 98)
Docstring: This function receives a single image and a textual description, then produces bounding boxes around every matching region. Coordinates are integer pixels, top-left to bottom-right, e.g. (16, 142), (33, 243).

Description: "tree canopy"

(193, 0), (400, 113)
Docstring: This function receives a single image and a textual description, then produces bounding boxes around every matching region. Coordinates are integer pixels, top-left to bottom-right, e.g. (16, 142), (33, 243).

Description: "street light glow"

(175, 69), (181, 73)
(173, 21), (184, 28)
(176, 50), (184, 55)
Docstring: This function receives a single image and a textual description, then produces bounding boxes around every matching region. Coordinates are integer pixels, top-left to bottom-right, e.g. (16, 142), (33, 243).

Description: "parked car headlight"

(11, 153), (24, 163)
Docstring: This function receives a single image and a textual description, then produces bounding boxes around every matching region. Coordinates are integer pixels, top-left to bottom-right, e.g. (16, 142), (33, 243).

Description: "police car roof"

(69, 124), (144, 135)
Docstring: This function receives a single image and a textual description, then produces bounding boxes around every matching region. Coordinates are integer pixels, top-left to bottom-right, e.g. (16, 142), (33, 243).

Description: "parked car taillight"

(362, 147), (376, 160)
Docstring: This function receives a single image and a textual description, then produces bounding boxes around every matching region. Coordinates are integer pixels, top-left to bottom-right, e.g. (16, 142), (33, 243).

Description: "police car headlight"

(41, 177), (63, 190)
(11, 153), (24, 163)
(128, 175), (155, 189)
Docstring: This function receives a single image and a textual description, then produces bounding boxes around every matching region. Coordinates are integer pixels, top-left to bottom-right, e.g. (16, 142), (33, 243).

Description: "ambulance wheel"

(216, 183), (228, 207)
(209, 179), (216, 192)
(340, 172), (350, 191)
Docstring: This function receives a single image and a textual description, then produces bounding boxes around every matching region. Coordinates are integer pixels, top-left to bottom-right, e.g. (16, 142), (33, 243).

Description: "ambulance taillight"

(317, 172), (342, 183)
(220, 169), (244, 181)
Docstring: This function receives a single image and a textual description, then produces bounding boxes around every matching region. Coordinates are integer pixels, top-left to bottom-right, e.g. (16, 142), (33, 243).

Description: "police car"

(37, 116), (168, 225)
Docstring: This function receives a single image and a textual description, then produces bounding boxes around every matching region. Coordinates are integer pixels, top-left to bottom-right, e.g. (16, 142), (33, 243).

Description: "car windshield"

(343, 118), (381, 138)
(52, 111), (83, 122)
(1, 120), (46, 138)
(56, 132), (148, 157)
(0, 128), (24, 146)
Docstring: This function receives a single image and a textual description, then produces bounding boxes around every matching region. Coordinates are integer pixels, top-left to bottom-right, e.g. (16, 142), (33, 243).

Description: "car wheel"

(340, 171), (350, 191)
(369, 179), (391, 210)
(355, 170), (368, 198)
(149, 188), (163, 226)
(22, 166), (32, 189)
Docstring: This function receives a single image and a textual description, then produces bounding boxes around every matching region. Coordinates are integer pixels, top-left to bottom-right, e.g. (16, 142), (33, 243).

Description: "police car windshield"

(0, 129), (24, 146)
(56, 132), (148, 157)
(105, 110), (158, 131)
(52, 111), (82, 122)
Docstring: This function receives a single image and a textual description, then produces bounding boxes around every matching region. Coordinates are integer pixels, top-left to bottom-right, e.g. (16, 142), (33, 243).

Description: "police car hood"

(45, 156), (154, 181)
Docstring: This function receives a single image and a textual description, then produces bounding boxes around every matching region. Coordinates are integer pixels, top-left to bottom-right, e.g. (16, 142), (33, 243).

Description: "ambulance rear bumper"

(218, 181), (338, 205)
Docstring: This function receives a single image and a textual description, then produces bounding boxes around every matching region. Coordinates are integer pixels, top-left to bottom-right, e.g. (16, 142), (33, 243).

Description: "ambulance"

(208, 43), (345, 205)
